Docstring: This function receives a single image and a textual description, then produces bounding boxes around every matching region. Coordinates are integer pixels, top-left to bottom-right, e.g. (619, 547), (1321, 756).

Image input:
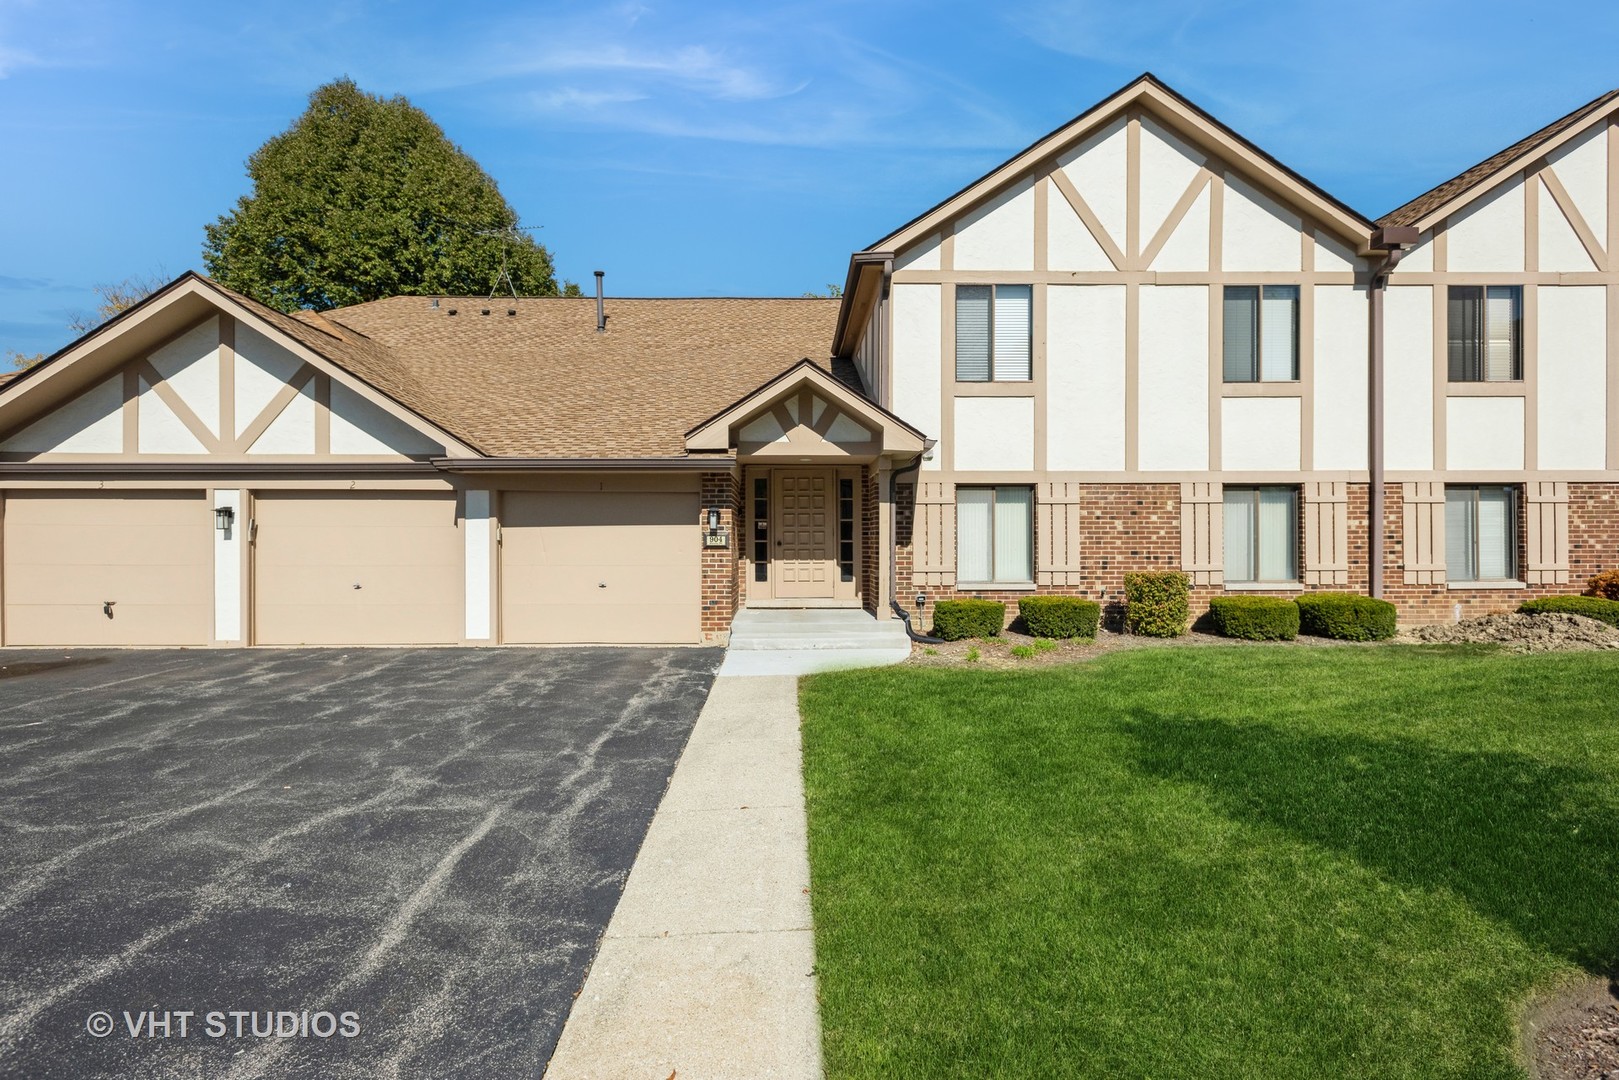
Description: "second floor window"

(1448, 285), (1521, 382)
(1223, 285), (1298, 382)
(956, 284), (1031, 382)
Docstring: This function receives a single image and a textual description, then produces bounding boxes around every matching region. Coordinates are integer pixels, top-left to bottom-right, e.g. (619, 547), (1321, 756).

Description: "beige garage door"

(253, 492), (461, 646)
(3, 491), (211, 646)
(502, 491), (699, 644)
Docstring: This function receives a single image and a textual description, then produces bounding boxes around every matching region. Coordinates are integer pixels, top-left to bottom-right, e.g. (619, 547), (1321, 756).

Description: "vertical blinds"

(956, 488), (994, 582)
(1257, 487), (1296, 581)
(1223, 486), (1297, 582)
(955, 285), (1031, 382)
(1224, 490), (1257, 583)
(993, 486), (1033, 582)
(1445, 486), (1516, 581)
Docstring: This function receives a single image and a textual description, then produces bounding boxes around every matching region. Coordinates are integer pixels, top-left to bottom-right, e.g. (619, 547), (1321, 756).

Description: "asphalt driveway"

(0, 646), (721, 1080)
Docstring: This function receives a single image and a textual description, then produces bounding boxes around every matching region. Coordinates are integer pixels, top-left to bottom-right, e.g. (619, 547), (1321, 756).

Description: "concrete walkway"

(544, 673), (822, 1080)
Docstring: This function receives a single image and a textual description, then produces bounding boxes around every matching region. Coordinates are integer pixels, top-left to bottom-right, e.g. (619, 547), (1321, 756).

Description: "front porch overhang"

(684, 359), (926, 463)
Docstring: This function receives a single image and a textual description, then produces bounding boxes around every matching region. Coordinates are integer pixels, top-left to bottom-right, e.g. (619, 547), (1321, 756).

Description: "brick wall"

(862, 465), (880, 616)
(699, 470), (740, 643)
(892, 480), (1619, 629)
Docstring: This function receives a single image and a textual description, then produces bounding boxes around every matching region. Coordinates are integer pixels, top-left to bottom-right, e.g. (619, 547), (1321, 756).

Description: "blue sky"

(2, 0), (1616, 356)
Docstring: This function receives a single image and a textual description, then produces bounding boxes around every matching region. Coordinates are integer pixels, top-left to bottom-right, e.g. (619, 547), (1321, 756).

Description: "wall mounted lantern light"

(214, 506), (235, 532)
(707, 508), (721, 530)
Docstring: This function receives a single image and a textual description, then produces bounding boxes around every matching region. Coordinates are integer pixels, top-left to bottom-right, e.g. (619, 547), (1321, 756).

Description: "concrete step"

(727, 608), (911, 656)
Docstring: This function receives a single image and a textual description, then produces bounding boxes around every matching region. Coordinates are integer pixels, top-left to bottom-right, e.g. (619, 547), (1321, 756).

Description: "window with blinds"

(956, 486), (1033, 583)
(1223, 486), (1298, 583)
(1222, 285), (1298, 382)
(1445, 485), (1517, 581)
(955, 285), (1032, 382)
(1447, 286), (1522, 382)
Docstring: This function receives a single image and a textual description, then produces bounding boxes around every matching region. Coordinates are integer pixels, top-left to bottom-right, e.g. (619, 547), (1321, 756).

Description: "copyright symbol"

(85, 1011), (114, 1038)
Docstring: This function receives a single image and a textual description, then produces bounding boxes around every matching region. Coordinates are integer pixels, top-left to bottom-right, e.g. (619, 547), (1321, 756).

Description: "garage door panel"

(501, 491), (699, 644)
(253, 493), (461, 646)
(3, 493), (211, 646)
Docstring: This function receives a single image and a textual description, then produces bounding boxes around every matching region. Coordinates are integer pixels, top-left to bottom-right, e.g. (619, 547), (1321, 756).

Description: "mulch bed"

(1524, 978), (1619, 1080)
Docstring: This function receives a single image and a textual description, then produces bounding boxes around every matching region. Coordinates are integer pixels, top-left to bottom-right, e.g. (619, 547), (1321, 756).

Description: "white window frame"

(955, 485), (1034, 585)
(1445, 485), (1519, 582)
(955, 284), (1032, 383)
(1222, 285), (1299, 383)
(1223, 485), (1299, 584)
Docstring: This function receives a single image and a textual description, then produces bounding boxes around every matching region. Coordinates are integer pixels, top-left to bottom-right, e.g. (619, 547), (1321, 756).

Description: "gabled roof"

(684, 357), (925, 456)
(865, 72), (1377, 258)
(1379, 87), (1619, 230)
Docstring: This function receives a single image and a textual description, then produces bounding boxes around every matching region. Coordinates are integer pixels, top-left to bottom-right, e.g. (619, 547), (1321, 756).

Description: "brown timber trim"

(219, 315), (236, 445)
(136, 359), (223, 453)
(1540, 165), (1607, 270)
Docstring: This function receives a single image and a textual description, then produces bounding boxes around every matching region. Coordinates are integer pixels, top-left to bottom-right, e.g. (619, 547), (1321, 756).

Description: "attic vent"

(447, 307), (458, 316)
(481, 308), (491, 316)
(507, 308), (516, 316)
(595, 270), (607, 333)
(430, 298), (440, 309)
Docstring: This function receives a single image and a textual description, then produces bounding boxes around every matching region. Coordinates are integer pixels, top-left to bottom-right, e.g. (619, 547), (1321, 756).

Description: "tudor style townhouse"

(0, 74), (1614, 649)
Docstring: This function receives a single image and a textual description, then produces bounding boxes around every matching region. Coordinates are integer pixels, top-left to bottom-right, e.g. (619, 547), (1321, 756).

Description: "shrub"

(1519, 595), (1619, 628)
(1208, 596), (1300, 640)
(1018, 596), (1102, 640)
(931, 599), (1006, 641)
(1296, 592), (1399, 641)
(1588, 569), (1619, 601)
(1123, 571), (1189, 637)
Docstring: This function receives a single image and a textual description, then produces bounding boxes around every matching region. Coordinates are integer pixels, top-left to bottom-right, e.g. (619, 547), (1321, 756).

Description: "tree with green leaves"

(204, 78), (563, 312)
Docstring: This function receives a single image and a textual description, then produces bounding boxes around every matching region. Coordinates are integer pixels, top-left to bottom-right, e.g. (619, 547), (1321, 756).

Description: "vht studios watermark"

(84, 1009), (360, 1040)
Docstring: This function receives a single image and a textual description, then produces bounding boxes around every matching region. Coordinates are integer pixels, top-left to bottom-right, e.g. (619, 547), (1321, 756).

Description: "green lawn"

(800, 646), (1619, 1079)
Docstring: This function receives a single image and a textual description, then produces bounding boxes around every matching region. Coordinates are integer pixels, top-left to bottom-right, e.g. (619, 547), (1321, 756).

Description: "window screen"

(1448, 286), (1521, 381)
(955, 285), (1031, 382)
(1445, 485), (1517, 581)
(1223, 286), (1297, 382)
(1223, 486), (1298, 583)
(956, 486), (1033, 584)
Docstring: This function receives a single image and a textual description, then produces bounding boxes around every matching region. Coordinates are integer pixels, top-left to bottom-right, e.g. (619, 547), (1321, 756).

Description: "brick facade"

(861, 465), (880, 617)
(892, 480), (1619, 629)
(699, 470), (740, 643)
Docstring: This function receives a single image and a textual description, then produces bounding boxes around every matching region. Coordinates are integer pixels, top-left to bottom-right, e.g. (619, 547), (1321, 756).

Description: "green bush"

(1123, 571), (1189, 637)
(1208, 596), (1300, 641)
(1018, 596), (1101, 640)
(931, 599), (1007, 641)
(1519, 595), (1619, 628)
(1296, 592), (1399, 641)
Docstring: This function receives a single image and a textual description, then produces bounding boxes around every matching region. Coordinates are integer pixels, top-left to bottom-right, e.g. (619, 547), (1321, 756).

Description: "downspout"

(889, 444), (943, 644)
(1366, 226), (1419, 599)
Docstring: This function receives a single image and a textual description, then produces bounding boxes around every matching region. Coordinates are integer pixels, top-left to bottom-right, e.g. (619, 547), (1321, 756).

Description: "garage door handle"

(103, 601), (116, 619)
(598, 581), (607, 588)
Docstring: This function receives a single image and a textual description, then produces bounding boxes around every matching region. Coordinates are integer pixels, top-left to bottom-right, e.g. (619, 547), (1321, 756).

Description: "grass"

(800, 645), (1619, 1079)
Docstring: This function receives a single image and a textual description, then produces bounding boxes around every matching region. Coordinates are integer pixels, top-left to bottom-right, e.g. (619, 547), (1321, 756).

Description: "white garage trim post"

(464, 488), (492, 641)
(212, 488), (242, 642)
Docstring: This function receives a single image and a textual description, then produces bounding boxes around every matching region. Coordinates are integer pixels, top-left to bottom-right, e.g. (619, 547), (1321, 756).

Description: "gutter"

(1366, 225), (1419, 599)
(432, 456), (733, 473)
(888, 441), (944, 644)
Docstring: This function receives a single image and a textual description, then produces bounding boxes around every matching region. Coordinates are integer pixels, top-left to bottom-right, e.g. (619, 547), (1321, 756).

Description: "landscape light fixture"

(915, 592), (927, 610)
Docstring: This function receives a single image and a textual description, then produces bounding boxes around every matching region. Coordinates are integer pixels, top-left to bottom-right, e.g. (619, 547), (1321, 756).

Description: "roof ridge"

(1377, 86), (1619, 228)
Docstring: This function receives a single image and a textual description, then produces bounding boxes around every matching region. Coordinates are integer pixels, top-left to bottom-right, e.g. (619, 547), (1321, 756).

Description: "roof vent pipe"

(594, 270), (606, 333)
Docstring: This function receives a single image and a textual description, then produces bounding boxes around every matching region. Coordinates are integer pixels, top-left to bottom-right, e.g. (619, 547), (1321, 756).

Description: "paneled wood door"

(772, 469), (835, 599)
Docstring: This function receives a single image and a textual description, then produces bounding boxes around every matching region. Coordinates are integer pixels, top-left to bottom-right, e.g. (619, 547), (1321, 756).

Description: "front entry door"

(772, 469), (836, 599)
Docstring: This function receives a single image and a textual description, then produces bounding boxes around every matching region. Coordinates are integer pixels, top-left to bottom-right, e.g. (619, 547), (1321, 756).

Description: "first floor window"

(1224, 486), (1298, 583)
(956, 284), (1032, 382)
(957, 486), (1033, 584)
(1445, 485), (1517, 581)
(1223, 285), (1299, 382)
(1448, 285), (1521, 382)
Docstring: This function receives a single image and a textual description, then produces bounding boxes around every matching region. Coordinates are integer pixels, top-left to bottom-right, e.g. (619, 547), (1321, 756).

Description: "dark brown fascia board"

(432, 456), (733, 472)
(0, 461), (442, 477)
(831, 254), (891, 359)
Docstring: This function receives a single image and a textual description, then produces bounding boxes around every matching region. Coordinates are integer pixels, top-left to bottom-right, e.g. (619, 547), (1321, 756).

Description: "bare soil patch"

(1401, 613), (1619, 653)
(1523, 977), (1619, 1080)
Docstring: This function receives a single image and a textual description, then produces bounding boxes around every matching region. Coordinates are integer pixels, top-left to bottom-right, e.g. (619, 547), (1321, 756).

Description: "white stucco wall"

(247, 381), (316, 454)
(329, 382), (441, 456)
(235, 323), (305, 439)
(1222, 397), (1301, 471)
(1446, 177), (1524, 272)
(138, 375), (208, 454)
(213, 488), (241, 641)
(1384, 286), (1434, 470)
(1057, 115), (1128, 252)
(1447, 396), (1525, 470)
(1221, 176), (1301, 272)
(1150, 184), (1210, 272)
(954, 396), (1035, 470)
(1538, 285), (1608, 469)
(1137, 116), (1202, 247)
(891, 284), (942, 470)
(1538, 174), (1598, 272)
(1137, 285), (1209, 470)
(894, 233), (941, 271)
(1314, 231), (1358, 274)
(149, 317), (220, 437)
(464, 489), (491, 641)
(1547, 125), (1607, 242)
(1313, 284), (1369, 470)
(952, 178), (1034, 271)
(0, 374), (123, 454)
(1047, 185), (1115, 271)
(1046, 284), (1125, 471)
